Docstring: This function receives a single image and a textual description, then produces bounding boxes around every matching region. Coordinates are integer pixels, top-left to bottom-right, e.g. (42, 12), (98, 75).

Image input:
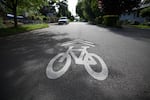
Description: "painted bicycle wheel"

(84, 53), (108, 80)
(46, 53), (71, 79)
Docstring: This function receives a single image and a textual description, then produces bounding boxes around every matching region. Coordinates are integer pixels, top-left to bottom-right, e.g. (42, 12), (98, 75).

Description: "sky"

(68, 0), (78, 16)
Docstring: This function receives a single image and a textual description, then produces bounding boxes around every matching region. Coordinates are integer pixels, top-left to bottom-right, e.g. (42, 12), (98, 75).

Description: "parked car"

(58, 17), (69, 25)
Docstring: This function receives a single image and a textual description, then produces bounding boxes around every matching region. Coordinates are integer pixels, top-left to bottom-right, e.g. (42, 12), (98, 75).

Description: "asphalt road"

(0, 22), (150, 100)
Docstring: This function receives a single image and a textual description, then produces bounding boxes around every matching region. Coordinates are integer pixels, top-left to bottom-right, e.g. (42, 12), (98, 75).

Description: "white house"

(120, 1), (150, 24)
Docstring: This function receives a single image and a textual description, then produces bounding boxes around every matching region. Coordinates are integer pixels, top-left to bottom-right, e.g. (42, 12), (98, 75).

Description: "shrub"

(143, 22), (150, 26)
(131, 21), (140, 25)
(0, 17), (5, 28)
(140, 7), (150, 18)
(103, 15), (119, 26)
(95, 16), (103, 24)
(122, 20), (131, 25)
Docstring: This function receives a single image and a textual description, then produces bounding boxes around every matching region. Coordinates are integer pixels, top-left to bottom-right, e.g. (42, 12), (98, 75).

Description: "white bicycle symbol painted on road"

(46, 39), (108, 80)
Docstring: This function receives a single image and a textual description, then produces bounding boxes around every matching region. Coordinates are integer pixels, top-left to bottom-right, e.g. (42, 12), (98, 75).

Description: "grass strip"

(129, 25), (150, 29)
(0, 23), (49, 37)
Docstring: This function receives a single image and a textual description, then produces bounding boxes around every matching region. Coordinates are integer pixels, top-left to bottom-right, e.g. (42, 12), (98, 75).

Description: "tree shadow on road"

(0, 30), (114, 100)
(0, 29), (150, 100)
(107, 27), (150, 42)
(0, 29), (123, 100)
(0, 31), (72, 100)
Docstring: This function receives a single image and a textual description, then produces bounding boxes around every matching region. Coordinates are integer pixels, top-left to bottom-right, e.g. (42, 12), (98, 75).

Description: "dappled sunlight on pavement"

(0, 22), (150, 100)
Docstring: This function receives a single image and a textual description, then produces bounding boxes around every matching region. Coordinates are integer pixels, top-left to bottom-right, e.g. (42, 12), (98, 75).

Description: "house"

(120, 1), (150, 24)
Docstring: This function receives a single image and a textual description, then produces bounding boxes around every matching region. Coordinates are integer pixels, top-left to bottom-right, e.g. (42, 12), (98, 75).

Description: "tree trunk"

(13, 7), (17, 27)
(13, 0), (18, 27)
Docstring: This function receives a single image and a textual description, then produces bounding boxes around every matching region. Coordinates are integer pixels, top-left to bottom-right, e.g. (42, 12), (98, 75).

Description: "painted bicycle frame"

(46, 40), (108, 80)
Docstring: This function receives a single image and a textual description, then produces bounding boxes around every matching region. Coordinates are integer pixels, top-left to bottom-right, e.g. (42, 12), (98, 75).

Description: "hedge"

(103, 15), (119, 26)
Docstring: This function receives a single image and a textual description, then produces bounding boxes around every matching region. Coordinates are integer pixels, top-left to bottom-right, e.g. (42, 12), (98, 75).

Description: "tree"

(57, 0), (68, 17)
(142, 0), (150, 4)
(57, 0), (71, 18)
(0, 0), (7, 18)
(0, 0), (18, 27)
(0, 0), (48, 27)
(40, 0), (57, 16)
(140, 0), (150, 18)
(99, 0), (141, 15)
(91, 0), (102, 18)
(76, 1), (84, 19)
(76, 0), (101, 21)
(140, 7), (150, 19)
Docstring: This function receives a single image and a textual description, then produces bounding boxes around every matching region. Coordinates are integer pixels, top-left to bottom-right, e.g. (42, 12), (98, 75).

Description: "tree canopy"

(76, 0), (141, 22)
(40, 0), (57, 16)
(76, 0), (101, 21)
(0, 0), (73, 27)
(101, 0), (141, 15)
(0, 0), (48, 27)
(140, 6), (150, 18)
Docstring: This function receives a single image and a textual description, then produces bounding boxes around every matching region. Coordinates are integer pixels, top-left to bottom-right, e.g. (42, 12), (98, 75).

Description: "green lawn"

(129, 24), (150, 29)
(0, 23), (49, 37)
